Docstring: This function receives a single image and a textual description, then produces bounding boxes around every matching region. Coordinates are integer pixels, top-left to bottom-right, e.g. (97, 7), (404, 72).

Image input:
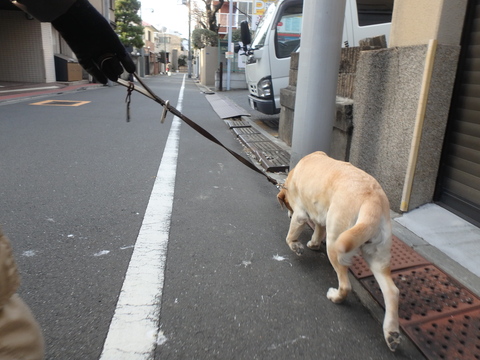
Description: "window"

(237, 1), (252, 26)
(356, 0), (394, 26)
(275, 4), (302, 59)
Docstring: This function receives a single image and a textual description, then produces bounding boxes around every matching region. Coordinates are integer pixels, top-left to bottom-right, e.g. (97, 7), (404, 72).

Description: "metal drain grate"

(361, 265), (480, 324)
(350, 236), (430, 279)
(247, 141), (283, 152)
(403, 308), (480, 360)
(232, 127), (259, 137)
(256, 150), (290, 172)
(238, 133), (270, 145)
(224, 119), (250, 128)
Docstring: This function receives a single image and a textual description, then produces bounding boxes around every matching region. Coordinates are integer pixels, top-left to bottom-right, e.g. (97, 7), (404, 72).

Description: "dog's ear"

(277, 189), (286, 209)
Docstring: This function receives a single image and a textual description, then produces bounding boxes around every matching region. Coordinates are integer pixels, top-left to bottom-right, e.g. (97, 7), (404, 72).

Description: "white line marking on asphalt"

(100, 75), (185, 359)
(0, 86), (59, 93)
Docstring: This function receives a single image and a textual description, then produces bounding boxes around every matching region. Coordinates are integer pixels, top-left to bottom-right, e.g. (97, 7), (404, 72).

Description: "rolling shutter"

(436, 0), (480, 225)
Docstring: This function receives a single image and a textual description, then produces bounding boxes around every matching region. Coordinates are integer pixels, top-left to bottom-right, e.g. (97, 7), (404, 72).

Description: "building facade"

(0, 0), (114, 83)
(348, 0), (480, 226)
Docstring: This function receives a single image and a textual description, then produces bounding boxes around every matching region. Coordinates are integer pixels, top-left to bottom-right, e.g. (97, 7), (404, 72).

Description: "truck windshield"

(275, 3), (302, 58)
(250, 2), (278, 49)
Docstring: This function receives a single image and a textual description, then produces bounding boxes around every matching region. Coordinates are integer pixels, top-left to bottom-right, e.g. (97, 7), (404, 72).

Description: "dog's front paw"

(386, 331), (401, 352)
(326, 288), (345, 304)
(288, 241), (304, 256)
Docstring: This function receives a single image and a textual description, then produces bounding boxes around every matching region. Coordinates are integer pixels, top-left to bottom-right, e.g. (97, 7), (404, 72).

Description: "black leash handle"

(117, 75), (279, 186)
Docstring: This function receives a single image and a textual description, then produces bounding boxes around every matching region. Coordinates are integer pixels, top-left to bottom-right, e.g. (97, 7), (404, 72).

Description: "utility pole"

(226, 0), (233, 90)
(290, 0), (347, 167)
(188, 0), (192, 78)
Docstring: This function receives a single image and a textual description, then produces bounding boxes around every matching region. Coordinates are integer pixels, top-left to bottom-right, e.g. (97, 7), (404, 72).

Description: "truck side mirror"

(234, 43), (241, 54)
(240, 20), (251, 46)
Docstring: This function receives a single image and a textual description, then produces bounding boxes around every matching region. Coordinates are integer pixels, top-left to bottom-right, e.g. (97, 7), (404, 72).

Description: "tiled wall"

(0, 10), (55, 83)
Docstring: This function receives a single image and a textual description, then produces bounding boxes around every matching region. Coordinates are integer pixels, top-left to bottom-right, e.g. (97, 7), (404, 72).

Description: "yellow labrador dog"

(277, 151), (400, 352)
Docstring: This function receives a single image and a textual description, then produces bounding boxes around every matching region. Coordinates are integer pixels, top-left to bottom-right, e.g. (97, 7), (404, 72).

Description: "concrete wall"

(349, 44), (459, 212)
(348, 0), (468, 212)
(215, 72), (247, 90)
(199, 46), (218, 87)
(390, 0), (468, 47)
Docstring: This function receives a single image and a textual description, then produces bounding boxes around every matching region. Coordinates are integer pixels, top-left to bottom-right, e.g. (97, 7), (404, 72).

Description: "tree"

(194, 0), (225, 33)
(178, 55), (187, 68)
(115, 0), (144, 48)
(192, 28), (218, 49)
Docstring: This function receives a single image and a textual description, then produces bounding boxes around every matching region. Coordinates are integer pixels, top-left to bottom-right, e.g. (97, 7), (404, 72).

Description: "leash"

(117, 74), (279, 186)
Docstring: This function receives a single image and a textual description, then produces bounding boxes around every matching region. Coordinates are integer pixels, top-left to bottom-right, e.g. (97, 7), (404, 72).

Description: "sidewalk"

(3, 78), (480, 359)
(0, 80), (104, 104)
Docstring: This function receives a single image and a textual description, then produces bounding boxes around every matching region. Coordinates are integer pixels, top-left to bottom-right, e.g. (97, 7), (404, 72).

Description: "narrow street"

(0, 75), (422, 359)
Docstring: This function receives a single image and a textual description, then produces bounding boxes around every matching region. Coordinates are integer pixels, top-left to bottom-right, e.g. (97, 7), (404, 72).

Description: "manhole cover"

(403, 307), (480, 360)
(361, 265), (480, 324)
(350, 236), (430, 279)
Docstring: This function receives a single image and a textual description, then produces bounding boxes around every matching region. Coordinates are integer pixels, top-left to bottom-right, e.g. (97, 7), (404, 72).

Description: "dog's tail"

(335, 200), (389, 266)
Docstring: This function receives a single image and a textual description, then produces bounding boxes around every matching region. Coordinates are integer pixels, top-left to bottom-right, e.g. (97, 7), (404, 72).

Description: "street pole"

(226, 0), (233, 90)
(290, 0), (347, 168)
(188, 1), (192, 78)
(103, 0), (113, 86)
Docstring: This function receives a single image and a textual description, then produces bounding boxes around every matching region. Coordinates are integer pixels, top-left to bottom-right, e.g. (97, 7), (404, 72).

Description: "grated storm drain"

(348, 233), (480, 359)
(403, 308), (480, 360)
(247, 141), (283, 152)
(362, 265), (480, 324)
(350, 236), (430, 279)
(232, 127), (260, 137)
(224, 119), (251, 128)
(256, 150), (290, 172)
(238, 133), (270, 145)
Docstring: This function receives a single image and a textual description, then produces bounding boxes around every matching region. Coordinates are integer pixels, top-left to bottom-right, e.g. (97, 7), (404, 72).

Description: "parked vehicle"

(238, 0), (394, 115)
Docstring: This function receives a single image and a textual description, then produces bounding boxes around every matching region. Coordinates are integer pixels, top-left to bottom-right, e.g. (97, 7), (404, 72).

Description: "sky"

(140, 0), (191, 36)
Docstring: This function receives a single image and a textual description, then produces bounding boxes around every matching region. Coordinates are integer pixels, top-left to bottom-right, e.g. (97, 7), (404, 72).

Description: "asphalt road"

(0, 75), (422, 359)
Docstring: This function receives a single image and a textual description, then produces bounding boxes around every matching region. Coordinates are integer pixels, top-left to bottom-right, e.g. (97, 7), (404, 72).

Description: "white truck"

(238, 0), (394, 115)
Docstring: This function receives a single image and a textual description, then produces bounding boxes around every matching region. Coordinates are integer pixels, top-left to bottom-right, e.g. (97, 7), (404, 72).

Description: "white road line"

(0, 86), (59, 93)
(100, 75), (185, 359)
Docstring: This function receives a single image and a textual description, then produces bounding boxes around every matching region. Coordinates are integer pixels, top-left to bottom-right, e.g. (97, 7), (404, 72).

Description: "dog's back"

(288, 152), (391, 263)
(278, 151), (400, 351)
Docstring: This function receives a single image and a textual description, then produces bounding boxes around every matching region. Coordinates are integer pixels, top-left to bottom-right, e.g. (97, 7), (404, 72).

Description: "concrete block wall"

(278, 52), (299, 146)
(279, 51), (354, 161)
(349, 44), (460, 212)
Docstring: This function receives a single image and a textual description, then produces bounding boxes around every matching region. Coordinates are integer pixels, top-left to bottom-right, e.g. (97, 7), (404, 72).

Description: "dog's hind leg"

(326, 240), (351, 303)
(307, 224), (325, 250)
(369, 263), (401, 351)
(285, 215), (306, 255)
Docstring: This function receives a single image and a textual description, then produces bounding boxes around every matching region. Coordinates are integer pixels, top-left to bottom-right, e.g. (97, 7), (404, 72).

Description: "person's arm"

(0, 229), (45, 359)
(12, 0), (136, 84)
(10, 0), (76, 22)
